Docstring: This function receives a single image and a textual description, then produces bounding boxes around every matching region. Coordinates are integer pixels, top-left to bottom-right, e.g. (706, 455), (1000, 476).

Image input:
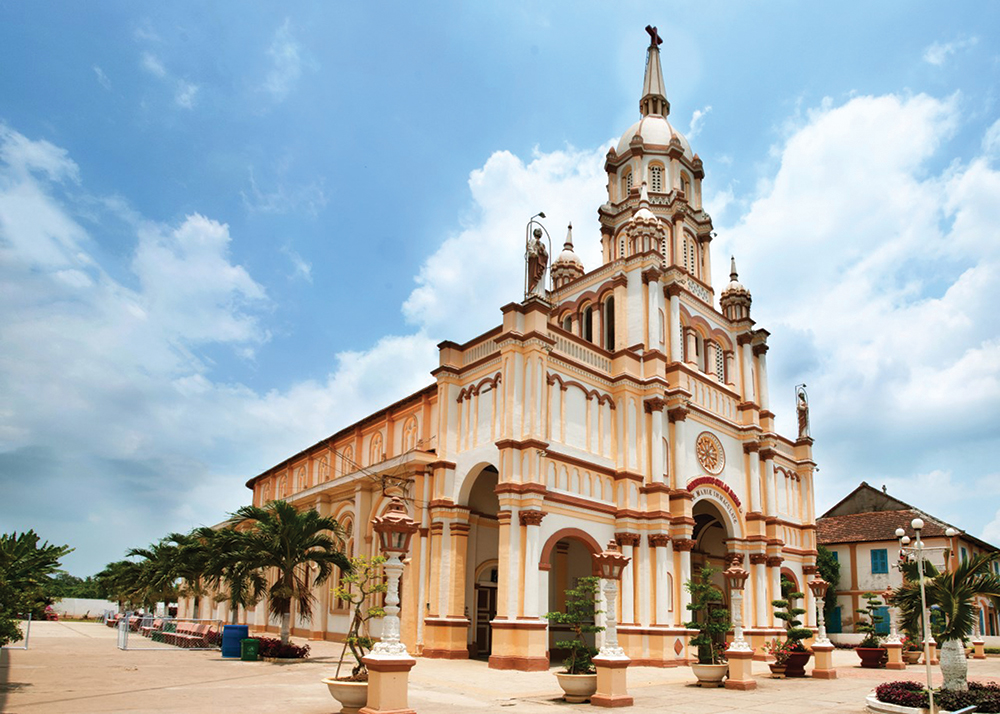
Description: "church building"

(230, 28), (819, 669)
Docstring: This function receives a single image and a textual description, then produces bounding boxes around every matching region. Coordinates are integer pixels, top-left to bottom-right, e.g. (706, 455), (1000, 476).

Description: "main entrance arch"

(462, 463), (499, 659)
(540, 529), (602, 663)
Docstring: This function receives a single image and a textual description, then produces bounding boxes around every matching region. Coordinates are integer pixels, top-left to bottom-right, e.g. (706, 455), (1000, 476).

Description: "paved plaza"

(2, 622), (999, 713)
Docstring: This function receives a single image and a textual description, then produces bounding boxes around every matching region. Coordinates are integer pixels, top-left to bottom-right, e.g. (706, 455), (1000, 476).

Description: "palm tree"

(0, 530), (72, 646)
(233, 500), (350, 644)
(893, 551), (1000, 691)
(193, 526), (265, 625)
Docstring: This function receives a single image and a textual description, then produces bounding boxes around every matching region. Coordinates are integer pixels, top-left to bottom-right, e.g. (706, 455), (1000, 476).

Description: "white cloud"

(403, 144), (610, 338)
(688, 105), (712, 139)
(923, 36), (979, 66)
(983, 117), (1000, 159)
(93, 65), (112, 91)
(141, 52), (167, 78)
(261, 19), (302, 102)
(140, 52), (199, 109)
(714, 93), (1000, 533)
(240, 166), (327, 216)
(282, 245), (312, 282)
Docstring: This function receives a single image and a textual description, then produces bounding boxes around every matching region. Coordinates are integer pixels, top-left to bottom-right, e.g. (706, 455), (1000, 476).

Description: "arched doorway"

(463, 464), (499, 659)
(541, 530), (602, 663)
(690, 499), (732, 647)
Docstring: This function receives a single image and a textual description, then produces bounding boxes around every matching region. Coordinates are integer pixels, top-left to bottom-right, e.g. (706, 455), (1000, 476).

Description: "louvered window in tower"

(715, 346), (725, 382)
(625, 171), (633, 194)
(685, 236), (698, 276)
(650, 165), (663, 192)
(619, 236), (626, 260)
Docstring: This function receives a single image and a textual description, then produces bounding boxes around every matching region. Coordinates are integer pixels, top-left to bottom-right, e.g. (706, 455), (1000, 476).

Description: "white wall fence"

(53, 597), (118, 617)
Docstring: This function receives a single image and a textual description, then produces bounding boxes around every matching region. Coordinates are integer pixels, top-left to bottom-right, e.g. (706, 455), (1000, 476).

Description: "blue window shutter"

(875, 606), (890, 635)
(871, 549), (888, 574)
(831, 551), (839, 562)
(829, 606), (842, 634)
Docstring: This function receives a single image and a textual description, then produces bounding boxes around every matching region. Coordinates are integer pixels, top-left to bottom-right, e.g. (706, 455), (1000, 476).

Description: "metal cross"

(645, 25), (663, 47)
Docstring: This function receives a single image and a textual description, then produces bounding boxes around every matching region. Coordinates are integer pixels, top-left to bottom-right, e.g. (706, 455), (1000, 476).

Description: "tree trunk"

(280, 611), (291, 644)
(940, 639), (968, 691)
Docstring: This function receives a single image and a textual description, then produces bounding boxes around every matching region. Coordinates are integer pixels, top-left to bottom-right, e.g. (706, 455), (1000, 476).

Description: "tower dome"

(720, 256), (752, 321)
(551, 223), (585, 288)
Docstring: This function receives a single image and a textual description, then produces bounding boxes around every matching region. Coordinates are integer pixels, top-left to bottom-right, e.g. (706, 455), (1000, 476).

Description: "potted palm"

(893, 551), (1000, 691)
(771, 580), (812, 677)
(854, 592), (887, 668)
(322, 556), (387, 714)
(684, 566), (730, 687)
(544, 576), (603, 703)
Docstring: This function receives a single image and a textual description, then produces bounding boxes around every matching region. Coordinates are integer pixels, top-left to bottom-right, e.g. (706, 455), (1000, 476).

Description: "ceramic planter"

(784, 650), (811, 677)
(322, 677), (368, 714)
(691, 663), (729, 687)
(856, 646), (888, 668)
(902, 650), (922, 665)
(768, 662), (787, 678)
(554, 672), (597, 703)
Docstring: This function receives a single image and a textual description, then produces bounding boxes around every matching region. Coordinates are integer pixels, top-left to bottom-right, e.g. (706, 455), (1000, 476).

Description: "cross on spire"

(645, 25), (663, 47)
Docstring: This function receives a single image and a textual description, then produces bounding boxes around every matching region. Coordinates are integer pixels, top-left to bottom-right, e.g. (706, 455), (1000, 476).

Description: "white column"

(637, 538), (651, 626)
(652, 537), (670, 624)
(618, 535), (636, 624)
(668, 290), (681, 361)
(763, 456), (777, 517)
(757, 349), (770, 411)
(672, 414), (688, 488)
(678, 542), (693, 621)
(748, 448), (762, 512)
(684, 328), (697, 365)
(770, 561), (782, 626)
(753, 558), (768, 628)
(507, 507), (521, 617)
(521, 512), (544, 618)
(740, 342), (756, 403)
(649, 404), (665, 483)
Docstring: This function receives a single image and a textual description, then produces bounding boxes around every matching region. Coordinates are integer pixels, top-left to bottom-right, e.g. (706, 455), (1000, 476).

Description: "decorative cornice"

(752, 344), (769, 356)
(667, 405), (689, 422)
(673, 538), (696, 552)
(766, 556), (784, 568)
(648, 534), (671, 548)
(742, 441), (761, 453)
(749, 554), (768, 565)
(615, 532), (641, 547)
(642, 266), (663, 285)
(644, 397), (667, 413)
(519, 510), (547, 527)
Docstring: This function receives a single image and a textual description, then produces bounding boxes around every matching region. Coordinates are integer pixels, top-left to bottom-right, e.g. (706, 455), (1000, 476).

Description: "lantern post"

(361, 497), (419, 714)
(808, 578), (837, 679)
(723, 564), (756, 690)
(591, 540), (633, 707)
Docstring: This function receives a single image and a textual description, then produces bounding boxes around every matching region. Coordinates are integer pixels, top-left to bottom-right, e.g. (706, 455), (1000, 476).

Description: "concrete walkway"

(2, 622), (998, 713)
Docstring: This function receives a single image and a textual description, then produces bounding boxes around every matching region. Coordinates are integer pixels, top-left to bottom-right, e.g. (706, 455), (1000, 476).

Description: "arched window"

(561, 314), (572, 332)
(277, 474), (287, 499)
(332, 518), (355, 612)
(318, 457), (330, 483)
(619, 235), (626, 260)
(260, 481), (271, 506)
(650, 164), (664, 193)
(402, 417), (418, 451)
(623, 170), (633, 196)
(368, 432), (384, 466)
(295, 467), (307, 492)
(715, 345), (726, 382)
(603, 296), (615, 350)
(339, 445), (354, 476)
(683, 234), (698, 276)
(681, 173), (691, 196)
(582, 305), (594, 342)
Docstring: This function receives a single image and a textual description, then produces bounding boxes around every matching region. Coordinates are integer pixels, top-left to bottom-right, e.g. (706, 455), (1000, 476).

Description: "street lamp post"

(362, 496), (419, 714)
(808, 577), (837, 679)
(896, 519), (958, 714)
(591, 540), (633, 707)
(723, 563), (757, 690)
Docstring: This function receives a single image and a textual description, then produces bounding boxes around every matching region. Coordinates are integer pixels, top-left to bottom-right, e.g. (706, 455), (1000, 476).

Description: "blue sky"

(1, 2), (998, 576)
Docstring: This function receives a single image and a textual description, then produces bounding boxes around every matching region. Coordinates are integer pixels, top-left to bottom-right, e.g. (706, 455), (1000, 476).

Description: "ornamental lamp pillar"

(881, 587), (905, 670)
(591, 540), (633, 708)
(723, 564), (756, 691)
(361, 497), (419, 714)
(808, 577), (837, 679)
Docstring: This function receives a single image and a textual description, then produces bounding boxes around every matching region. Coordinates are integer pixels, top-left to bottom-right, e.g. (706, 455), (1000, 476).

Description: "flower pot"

(856, 647), (888, 669)
(691, 663), (729, 688)
(322, 678), (368, 714)
(784, 650), (811, 677)
(554, 672), (597, 703)
(768, 662), (787, 678)
(902, 650), (922, 665)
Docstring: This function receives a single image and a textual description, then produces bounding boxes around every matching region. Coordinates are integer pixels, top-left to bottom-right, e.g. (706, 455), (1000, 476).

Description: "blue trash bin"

(221, 624), (249, 658)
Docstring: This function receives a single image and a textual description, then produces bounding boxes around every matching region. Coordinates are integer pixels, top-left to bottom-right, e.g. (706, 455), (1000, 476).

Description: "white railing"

(553, 335), (612, 372)
(684, 373), (737, 421)
(463, 338), (498, 365)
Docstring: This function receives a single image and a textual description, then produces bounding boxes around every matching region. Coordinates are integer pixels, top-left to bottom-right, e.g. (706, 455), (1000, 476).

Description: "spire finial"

(730, 255), (739, 281)
(640, 26), (669, 118)
(564, 222), (574, 250)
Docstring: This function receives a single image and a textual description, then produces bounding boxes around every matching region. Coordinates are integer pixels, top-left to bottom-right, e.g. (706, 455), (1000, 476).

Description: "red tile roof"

(816, 509), (951, 545)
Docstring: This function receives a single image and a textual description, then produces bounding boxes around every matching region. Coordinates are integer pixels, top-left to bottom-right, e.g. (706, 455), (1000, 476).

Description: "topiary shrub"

(254, 635), (310, 659)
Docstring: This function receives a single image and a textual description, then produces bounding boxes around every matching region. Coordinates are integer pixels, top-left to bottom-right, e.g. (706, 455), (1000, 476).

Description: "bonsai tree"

(773, 578), (811, 652)
(544, 575), (604, 674)
(683, 565), (730, 665)
(333, 555), (387, 681)
(855, 591), (886, 649)
(893, 552), (1000, 691)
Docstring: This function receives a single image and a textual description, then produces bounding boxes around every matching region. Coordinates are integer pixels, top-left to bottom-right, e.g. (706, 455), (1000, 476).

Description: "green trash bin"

(240, 638), (259, 661)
